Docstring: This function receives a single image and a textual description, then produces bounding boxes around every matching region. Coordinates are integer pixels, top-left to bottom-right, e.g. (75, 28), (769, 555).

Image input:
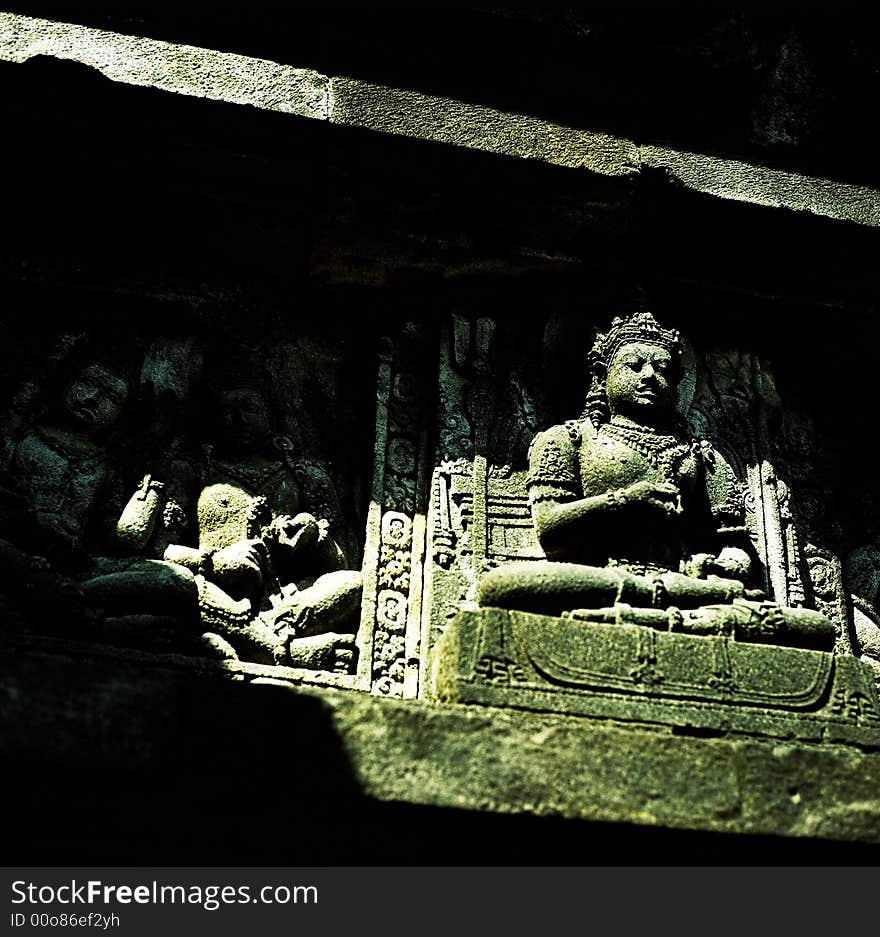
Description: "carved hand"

(116, 475), (166, 550)
(270, 512), (321, 554)
(707, 546), (751, 581)
(620, 480), (682, 516)
(211, 538), (269, 586)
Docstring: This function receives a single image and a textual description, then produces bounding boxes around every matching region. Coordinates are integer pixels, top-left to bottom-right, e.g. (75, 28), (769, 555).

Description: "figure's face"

(606, 341), (675, 420)
(215, 387), (271, 451)
(63, 364), (128, 429)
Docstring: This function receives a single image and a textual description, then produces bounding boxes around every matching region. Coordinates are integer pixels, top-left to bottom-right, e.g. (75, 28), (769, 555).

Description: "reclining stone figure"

(85, 481), (361, 671)
(165, 483), (361, 670)
(82, 370), (362, 672)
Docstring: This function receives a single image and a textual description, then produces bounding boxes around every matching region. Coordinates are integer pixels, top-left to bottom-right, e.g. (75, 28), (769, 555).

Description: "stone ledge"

(2, 635), (879, 848)
(431, 608), (880, 748)
(328, 76), (638, 177)
(642, 144), (880, 228)
(0, 12), (329, 118)
(2, 12), (878, 227)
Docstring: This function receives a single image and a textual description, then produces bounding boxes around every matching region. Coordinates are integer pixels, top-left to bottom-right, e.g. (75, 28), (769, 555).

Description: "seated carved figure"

(4, 360), (130, 563)
(478, 311), (835, 650)
(86, 481), (361, 672)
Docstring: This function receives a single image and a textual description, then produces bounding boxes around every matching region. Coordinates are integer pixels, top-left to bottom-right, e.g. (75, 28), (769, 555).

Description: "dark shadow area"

(4, 645), (878, 866)
(4, 54), (877, 313)
(8, 762), (880, 866)
(8, 6), (880, 188)
(0, 55), (325, 306)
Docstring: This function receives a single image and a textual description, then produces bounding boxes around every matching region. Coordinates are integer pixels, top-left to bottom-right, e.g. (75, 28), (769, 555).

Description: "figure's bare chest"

(210, 457), (300, 516)
(16, 429), (107, 500)
(578, 426), (699, 495)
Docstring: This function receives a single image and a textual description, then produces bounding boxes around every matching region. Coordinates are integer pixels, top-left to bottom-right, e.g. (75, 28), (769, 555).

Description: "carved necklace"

(601, 418), (694, 484)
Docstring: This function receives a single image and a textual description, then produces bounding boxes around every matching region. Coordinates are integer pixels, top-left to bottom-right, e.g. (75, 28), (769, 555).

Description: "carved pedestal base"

(431, 608), (880, 748)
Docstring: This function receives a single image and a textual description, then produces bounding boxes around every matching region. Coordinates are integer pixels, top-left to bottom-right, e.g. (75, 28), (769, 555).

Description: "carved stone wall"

(4, 11), (880, 862)
(357, 326), (433, 697)
(418, 305), (880, 706)
(687, 350), (853, 647)
(0, 310), (374, 682)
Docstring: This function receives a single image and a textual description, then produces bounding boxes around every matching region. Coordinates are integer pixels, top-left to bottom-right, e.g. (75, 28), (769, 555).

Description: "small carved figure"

(4, 360), (130, 561)
(203, 382), (304, 517)
(478, 311), (835, 649)
(161, 483), (361, 671)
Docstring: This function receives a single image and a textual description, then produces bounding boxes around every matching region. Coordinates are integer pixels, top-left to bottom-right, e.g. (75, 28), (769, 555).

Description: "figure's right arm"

(527, 424), (604, 559)
(532, 494), (622, 560)
(527, 424), (680, 560)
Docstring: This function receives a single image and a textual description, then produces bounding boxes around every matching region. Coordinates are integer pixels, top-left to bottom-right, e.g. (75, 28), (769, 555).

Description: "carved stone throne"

(425, 459), (880, 748)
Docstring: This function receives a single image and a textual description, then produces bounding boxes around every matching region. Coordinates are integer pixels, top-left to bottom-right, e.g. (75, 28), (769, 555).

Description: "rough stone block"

(329, 76), (639, 177)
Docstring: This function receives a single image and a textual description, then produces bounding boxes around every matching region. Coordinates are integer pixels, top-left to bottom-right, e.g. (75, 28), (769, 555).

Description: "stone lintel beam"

(1, 12), (878, 228)
(641, 145), (880, 229)
(0, 12), (329, 118)
(328, 76), (638, 178)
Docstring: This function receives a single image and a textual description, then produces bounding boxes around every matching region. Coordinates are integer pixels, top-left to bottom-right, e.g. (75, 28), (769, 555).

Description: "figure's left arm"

(686, 441), (755, 583)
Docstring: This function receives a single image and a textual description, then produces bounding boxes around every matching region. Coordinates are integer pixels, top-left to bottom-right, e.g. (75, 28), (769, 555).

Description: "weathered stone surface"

(424, 311), (864, 740)
(0, 13), (329, 118)
(3, 12), (879, 227)
(432, 607), (880, 748)
(642, 144), (880, 227)
(3, 633), (880, 851)
(3, 9), (880, 864)
(82, 560), (197, 611)
(329, 77), (640, 177)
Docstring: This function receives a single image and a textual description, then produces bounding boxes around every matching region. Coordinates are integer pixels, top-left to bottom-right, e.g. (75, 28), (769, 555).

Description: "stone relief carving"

(3, 303), (878, 731)
(428, 309), (880, 745)
(1, 333), (365, 679)
(477, 312), (831, 646)
(845, 546), (880, 687)
(89, 366), (363, 673)
(0, 344), (134, 636)
(3, 357), (130, 560)
(359, 328), (430, 698)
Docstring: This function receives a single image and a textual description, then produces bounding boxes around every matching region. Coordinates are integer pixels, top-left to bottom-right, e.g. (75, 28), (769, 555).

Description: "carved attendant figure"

(5, 361), (129, 559)
(478, 312), (835, 649)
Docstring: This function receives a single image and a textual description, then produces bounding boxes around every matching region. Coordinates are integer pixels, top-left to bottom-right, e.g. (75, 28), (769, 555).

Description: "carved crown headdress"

(591, 311), (681, 367)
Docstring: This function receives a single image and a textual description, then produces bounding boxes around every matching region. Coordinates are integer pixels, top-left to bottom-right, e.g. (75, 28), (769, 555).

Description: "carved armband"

(526, 427), (580, 506)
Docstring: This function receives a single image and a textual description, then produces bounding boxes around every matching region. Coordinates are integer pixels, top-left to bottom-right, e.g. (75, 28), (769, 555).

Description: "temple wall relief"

(412, 307), (880, 745)
(357, 326), (432, 697)
(4, 297), (880, 738)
